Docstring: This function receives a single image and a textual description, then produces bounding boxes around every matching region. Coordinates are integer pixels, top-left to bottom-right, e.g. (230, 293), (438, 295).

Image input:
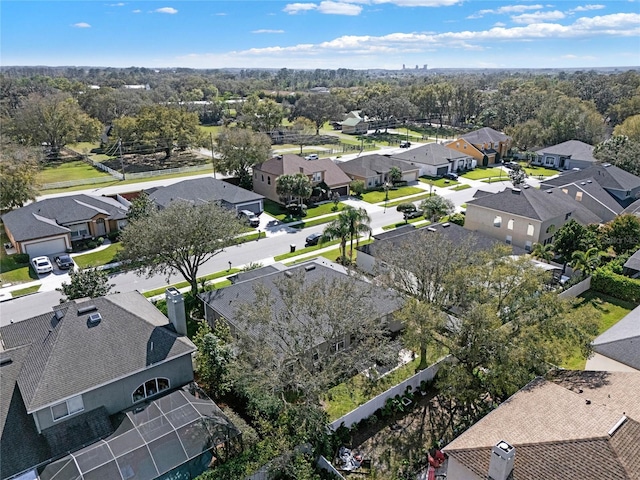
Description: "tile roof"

(254, 154), (351, 188)
(591, 305), (640, 371)
(444, 371), (640, 480)
(459, 127), (510, 145)
(0, 292), (195, 414)
(147, 177), (264, 209)
(337, 154), (419, 178)
(542, 164), (640, 194)
(467, 186), (603, 224)
(391, 143), (468, 167)
(1, 195), (128, 242)
(535, 140), (596, 162)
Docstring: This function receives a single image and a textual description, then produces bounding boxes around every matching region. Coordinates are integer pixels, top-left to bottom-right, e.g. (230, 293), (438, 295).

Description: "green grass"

(561, 291), (637, 370)
(461, 167), (506, 180)
(519, 162), (559, 178)
(382, 218), (429, 230)
(289, 214), (341, 230)
(482, 178), (510, 184)
(361, 186), (424, 204)
(274, 238), (342, 261)
(38, 160), (111, 184)
(73, 243), (124, 268)
(285, 239), (372, 266)
(419, 176), (459, 187)
(263, 200), (345, 222)
(11, 285), (41, 297)
(68, 142), (101, 154)
(142, 269), (241, 298)
(0, 228), (36, 284)
(451, 184), (472, 191)
(385, 192), (433, 208)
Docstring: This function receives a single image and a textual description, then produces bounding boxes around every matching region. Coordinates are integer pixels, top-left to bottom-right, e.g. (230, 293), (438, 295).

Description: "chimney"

(488, 441), (515, 480)
(165, 287), (187, 336)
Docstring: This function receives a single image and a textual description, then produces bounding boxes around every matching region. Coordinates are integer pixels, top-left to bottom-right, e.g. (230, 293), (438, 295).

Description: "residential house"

(252, 154), (352, 204)
(0, 290), (240, 480)
(585, 305), (640, 373)
(533, 140), (597, 170)
(541, 163), (640, 208)
(446, 127), (512, 166)
(198, 259), (404, 366)
(464, 186), (603, 252)
(337, 154), (420, 189)
(340, 117), (368, 135)
(1, 194), (129, 257)
(356, 222), (525, 275)
(391, 142), (475, 177)
(146, 177), (264, 215)
(623, 249), (640, 278)
(443, 370), (640, 480)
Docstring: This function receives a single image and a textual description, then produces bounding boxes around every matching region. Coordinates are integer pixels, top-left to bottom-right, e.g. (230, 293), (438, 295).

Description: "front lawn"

(0, 228), (36, 284)
(361, 186), (424, 204)
(385, 192), (433, 208)
(11, 285), (41, 297)
(37, 159), (111, 185)
(73, 243), (123, 268)
(419, 176), (459, 187)
(451, 183), (472, 191)
(461, 167), (506, 180)
(263, 199), (345, 222)
(142, 269), (240, 298)
(561, 291), (637, 370)
(519, 162), (559, 178)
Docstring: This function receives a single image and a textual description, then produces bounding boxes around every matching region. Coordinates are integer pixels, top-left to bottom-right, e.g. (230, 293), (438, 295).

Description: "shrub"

(592, 267), (640, 303)
(87, 241), (98, 249)
(14, 253), (30, 264)
(449, 212), (465, 226)
(396, 203), (417, 214)
(97, 237), (105, 245)
(107, 231), (120, 242)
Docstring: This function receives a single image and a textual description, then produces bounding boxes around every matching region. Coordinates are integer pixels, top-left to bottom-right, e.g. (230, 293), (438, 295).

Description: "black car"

(54, 254), (74, 270)
(503, 161), (520, 169)
(305, 232), (323, 247)
(399, 140), (411, 148)
(443, 172), (458, 180)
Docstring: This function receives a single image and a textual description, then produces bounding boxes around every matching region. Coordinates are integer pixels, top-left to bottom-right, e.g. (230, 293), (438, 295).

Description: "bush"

(107, 231), (120, 242)
(97, 237), (105, 245)
(592, 267), (640, 303)
(449, 212), (465, 226)
(87, 241), (98, 249)
(14, 253), (30, 264)
(396, 203), (417, 214)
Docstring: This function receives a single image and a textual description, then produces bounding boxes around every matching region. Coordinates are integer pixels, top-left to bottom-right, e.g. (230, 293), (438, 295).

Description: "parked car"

(404, 209), (423, 219)
(399, 140), (411, 148)
(31, 256), (53, 274)
(443, 172), (458, 180)
(305, 232), (323, 247)
(54, 254), (74, 270)
(504, 161), (520, 169)
(238, 210), (260, 228)
(305, 154), (319, 160)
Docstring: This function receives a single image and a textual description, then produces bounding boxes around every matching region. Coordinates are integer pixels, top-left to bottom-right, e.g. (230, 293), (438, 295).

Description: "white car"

(305, 154), (319, 160)
(31, 256), (53, 274)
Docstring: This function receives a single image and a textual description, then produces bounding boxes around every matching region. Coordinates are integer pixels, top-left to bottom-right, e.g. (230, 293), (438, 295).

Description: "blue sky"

(1, 1), (639, 69)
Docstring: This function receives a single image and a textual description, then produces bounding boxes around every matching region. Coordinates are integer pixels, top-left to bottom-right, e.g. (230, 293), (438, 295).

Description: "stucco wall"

(464, 204), (544, 251)
(253, 170), (280, 203)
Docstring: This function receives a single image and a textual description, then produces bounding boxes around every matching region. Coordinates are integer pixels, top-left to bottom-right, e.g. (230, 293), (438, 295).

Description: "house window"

(575, 192), (583, 201)
(507, 219), (514, 230)
(69, 224), (89, 239)
(545, 156), (554, 166)
(334, 340), (345, 352)
(51, 395), (84, 421)
(494, 216), (502, 227)
(117, 220), (128, 230)
(505, 235), (512, 245)
(527, 224), (534, 236)
(312, 172), (322, 182)
(267, 176), (271, 185)
(525, 241), (532, 252)
(261, 174), (264, 182)
(132, 378), (170, 403)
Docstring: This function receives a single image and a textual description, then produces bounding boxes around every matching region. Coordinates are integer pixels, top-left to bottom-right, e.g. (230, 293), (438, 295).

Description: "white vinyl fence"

(559, 276), (591, 299)
(125, 163), (212, 179)
(41, 176), (118, 190)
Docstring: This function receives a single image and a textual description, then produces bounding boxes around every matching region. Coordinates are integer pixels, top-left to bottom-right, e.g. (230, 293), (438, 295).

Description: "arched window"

(493, 216), (502, 227)
(527, 224), (535, 236)
(132, 378), (169, 403)
(507, 219), (514, 230)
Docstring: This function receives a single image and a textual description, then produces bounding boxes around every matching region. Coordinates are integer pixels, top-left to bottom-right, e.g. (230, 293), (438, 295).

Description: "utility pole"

(118, 138), (125, 180)
(210, 132), (217, 179)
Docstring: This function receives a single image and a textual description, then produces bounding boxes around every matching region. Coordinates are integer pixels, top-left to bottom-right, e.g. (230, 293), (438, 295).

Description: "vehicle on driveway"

(54, 254), (74, 270)
(305, 232), (323, 247)
(31, 256), (53, 274)
(443, 172), (458, 180)
(238, 210), (260, 228)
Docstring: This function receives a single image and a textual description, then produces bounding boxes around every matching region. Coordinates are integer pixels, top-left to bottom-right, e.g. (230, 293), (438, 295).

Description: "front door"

(96, 218), (106, 236)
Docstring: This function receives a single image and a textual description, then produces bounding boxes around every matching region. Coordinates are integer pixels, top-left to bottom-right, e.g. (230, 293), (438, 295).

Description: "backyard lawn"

(419, 176), (459, 187)
(38, 160), (111, 185)
(461, 167), (506, 180)
(361, 186), (424, 204)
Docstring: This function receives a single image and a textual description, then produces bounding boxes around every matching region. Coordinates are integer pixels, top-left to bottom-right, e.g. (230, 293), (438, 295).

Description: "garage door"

(436, 166), (449, 177)
(236, 201), (263, 215)
(402, 171), (418, 182)
(24, 238), (67, 257)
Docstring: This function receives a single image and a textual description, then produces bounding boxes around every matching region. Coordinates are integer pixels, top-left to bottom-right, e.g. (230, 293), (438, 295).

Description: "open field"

(38, 160), (111, 185)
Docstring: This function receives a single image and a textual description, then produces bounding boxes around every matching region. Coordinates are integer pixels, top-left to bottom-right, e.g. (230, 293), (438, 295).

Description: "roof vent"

(587, 180), (592, 183)
(441, 222), (450, 228)
(603, 163), (611, 167)
(581, 182), (586, 185)
(54, 309), (65, 321)
(77, 305), (97, 315)
(284, 271), (293, 278)
(427, 227), (437, 232)
(547, 190), (553, 194)
(304, 265), (316, 272)
(522, 185), (530, 189)
(608, 416), (627, 436)
(276, 155), (283, 160)
(88, 312), (102, 325)
(512, 188), (521, 194)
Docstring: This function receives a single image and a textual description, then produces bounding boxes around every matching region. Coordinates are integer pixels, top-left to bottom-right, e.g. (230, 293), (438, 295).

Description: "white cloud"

(214, 12), (227, 16)
(252, 29), (285, 34)
(132, 9), (141, 13)
(468, 4), (543, 19)
(283, 3), (318, 14)
(512, 10), (566, 24)
(155, 7), (178, 14)
(318, 1), (362, 15)
(73, 22), (91, 28)
(371, 0), (461, 6)
(570, 4), (606, 12)
(493, 22), (506, 27)
(108, 2), (125, 6)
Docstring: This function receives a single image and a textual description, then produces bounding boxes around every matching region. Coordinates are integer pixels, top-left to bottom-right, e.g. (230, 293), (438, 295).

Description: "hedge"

(591, 267), (640, 303)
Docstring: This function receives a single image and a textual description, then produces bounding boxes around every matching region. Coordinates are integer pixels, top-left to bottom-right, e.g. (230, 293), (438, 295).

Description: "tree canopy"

(419, 195), (454, 223)
(276, 173), (312, 206)
(57, 269), (117, 301)
(0, 140), (39, 211)
(216, 128), (272, 189)
(291, 94), (344, 134)
(238, 95), (284, 133)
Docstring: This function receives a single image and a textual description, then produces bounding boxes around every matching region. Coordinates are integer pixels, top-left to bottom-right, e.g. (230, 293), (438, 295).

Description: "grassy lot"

(285, 238), (373, 266)
(263, 199), (345, 222)
(73, 243), (124, 268)
(561, 291), (637, 370)
(361, 186), (424, 204)
(419, 176), (459, 187)
(519, 162), (559, 178)
(461, 167), (506, 180)
(0, 228), (36, 285)
(38, 160), (111, 185)
(142, 269), (240, 298)
(11, 285), (41, 297)
(385, 192), (433, 208)
(451, 183), (472, 191)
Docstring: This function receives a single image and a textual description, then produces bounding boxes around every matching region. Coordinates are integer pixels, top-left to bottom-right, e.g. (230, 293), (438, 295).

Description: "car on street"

(305, 154), (319, 160)
(399, 140), (411, 148)
(305, 232), (323, 247)
(404, 209), (423, 219)
(54, 254), (74, 270)
(238, 210), (260, 228)
(31, 256), (53, 274)
(443, 172), (458, 180)
(503, 161), (520, 169)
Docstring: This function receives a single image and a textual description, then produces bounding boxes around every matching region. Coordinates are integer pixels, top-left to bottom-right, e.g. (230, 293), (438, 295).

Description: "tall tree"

(419, 195), (454, 223)
(613, 114), (640, 142)
(288, 117), (316, 154)
(570, 247), (602, 277)
(0, 141), (39, 211)
(192, 321), (233, 400)
(341, 206), (371, 262)
(531, 242), (555, 263)
(119, 201), (246, 294)
(291, 94), (344, 134)
(322, 217), (351, 263)
(553, 219), (600, 265)
(600, 214), (640, 254)
(276, 173), (312, 206)
(216, 128), (272, 189)
(238, 95), (284, 133)
(508, 164), (527, 187)
(57, 269), (117, 301)
(594, 135), (640, 177)
(126, 191), (156, 221)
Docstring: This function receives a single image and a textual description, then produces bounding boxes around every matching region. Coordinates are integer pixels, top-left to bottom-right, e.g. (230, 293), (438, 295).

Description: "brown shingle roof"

(254, 154), (351, 188)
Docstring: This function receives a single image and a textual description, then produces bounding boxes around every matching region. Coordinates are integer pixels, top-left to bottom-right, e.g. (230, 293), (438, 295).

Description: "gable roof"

(556, 177), (624, 218)
(467, 186), (603, 224)
(0, 292), (195, 414)
(1, 195), (128, 242)
(624, 249), (640, 272)
(444, 371), (640, 480)
(146, 177), (264, 209)
(535, 140), (596, 162)
(337, 154), (419, 178)
(254, 154), (351, 187)
(542, 164), (640, 194)
(341, 117), (367, 127)
(391, 142), (469, 167)
(459, 127), (510, 145)
(591, 305), (640, 371)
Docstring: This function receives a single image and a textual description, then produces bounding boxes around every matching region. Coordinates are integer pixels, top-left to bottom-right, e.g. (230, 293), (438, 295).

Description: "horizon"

(1, 1), (639, 70)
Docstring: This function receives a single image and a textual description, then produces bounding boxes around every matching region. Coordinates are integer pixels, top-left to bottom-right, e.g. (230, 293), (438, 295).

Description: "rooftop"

(146, 177), (263, 209)
(535, 140), (596, 162)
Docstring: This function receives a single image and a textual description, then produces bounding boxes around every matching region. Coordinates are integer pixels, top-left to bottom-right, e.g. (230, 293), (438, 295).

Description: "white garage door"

(402, 171), (418, 182)
(24, 238), (67, 257)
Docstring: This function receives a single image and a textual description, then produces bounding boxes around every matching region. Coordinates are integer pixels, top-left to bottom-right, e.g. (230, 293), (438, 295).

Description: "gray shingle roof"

(147, 177), (264, 209)
(467, 186), (603, 224)
(1, 195), (128, 242)
(337, 154), (419, 178)
(624, 249), (640, 272)
(459, 127), (510, 145)
(0, 292), (195, 414)
(254, 154), (351, 188)
(591, 305), (640, 370)
(391, 142), (468, 167)
(542, 164), (640, 193)
(535, 140), (596, 162)
(559, 178), (624, 217)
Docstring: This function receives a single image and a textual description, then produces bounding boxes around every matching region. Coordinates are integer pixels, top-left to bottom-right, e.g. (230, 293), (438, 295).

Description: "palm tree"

(531, 242), (555, 263)
(341, 206), (372, 262)
(322, 217), (350, 263)
(419, 195), (454, 223)
(570, 247), (601, 277)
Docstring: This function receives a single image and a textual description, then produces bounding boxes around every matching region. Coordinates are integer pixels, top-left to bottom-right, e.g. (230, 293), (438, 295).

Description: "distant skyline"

(1, 1), (639, 70)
